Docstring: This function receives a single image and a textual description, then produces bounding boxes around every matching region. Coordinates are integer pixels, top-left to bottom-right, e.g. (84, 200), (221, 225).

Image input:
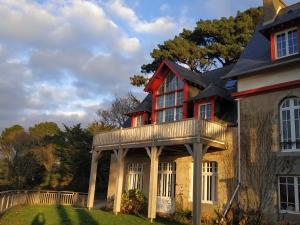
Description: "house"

(87, 58), (238, 225)
(223, 0), (300, 223)
(87, 0), (300, 224)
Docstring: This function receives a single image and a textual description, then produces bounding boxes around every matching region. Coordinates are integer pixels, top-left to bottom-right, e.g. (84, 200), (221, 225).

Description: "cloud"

(106, 0), (177, 35)
(0, 0), (145, 132)
(0, 0), (141, 53)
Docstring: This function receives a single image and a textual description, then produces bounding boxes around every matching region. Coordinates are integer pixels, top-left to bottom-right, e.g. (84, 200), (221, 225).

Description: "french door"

(156, 162), (176, 213)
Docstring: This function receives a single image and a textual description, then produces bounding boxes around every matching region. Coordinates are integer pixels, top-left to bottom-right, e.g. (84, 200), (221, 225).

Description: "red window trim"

(271, 26), (300, 61)
(156, 89), (184, 97)
(183, 83), (188, 119)
(194, 98), (215, 121)
(131, 112), (148, 127)
(156, 105), (183, 112)
(271, 32), (276, 61)
(232, 79), (300, 98)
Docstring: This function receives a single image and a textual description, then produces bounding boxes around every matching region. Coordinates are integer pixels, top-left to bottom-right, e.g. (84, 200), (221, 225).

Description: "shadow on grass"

(56, 205), (73, 225)
(31, 213), (46, 225)
(156, 216), (189, 225)
(75, 208), (99, 225)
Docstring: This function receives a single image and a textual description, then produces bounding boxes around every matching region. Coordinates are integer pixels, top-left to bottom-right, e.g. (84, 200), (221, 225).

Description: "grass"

(0, 205), (187, 225)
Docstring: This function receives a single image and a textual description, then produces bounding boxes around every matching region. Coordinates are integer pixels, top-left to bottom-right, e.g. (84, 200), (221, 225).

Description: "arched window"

(280, 97), (300, 151)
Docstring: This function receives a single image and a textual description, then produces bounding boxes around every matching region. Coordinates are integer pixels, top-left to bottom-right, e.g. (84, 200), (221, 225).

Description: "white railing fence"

(93, 118), (227, 148)
(199, 119), (227, 143)
(0, 190), (87, 214)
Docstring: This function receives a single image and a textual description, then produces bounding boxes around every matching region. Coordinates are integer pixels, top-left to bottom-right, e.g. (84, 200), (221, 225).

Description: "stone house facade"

(87, 0), (300, 224)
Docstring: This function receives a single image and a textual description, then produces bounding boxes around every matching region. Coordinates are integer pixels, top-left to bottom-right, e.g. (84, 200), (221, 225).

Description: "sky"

(0, 0), (298, 132)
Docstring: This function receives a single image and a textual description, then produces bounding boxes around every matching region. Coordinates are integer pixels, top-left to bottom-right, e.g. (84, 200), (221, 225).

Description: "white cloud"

(0, 0), (145, 131)
(0, 0), (141, 53)
(106, 0), (177, 35)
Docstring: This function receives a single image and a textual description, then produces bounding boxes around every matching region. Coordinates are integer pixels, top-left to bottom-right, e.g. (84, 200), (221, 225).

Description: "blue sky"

(0, 0), (298, 131)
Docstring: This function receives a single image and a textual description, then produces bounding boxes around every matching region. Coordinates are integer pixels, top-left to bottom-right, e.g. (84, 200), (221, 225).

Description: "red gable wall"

(144, 60), (189, 123)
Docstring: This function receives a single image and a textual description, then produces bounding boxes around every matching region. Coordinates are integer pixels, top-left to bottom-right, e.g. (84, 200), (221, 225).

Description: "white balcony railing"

(93, 118), (227, 149)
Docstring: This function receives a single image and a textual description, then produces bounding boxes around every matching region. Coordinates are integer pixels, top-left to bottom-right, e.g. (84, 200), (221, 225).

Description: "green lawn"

(0, 205), (186, 225)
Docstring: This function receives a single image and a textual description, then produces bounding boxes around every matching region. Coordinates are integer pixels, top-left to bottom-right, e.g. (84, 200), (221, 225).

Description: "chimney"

(263, 0), (286, 25)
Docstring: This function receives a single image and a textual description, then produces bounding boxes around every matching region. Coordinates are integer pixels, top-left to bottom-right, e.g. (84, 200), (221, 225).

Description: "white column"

(87, 150), (101, 209)
(192, 142), (203, 225)
(113, 148), (126, 214)
(146, 146), (163, 221)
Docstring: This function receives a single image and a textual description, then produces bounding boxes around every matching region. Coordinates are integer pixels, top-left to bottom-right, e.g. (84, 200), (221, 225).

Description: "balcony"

(92, 118), (227, 150)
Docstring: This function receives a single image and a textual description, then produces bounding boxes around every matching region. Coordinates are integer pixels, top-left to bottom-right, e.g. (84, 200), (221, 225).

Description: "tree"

(97, 92), (140, 127)
(87, 121), (115, 135)
(29, 122), (60, 140)
(131, 7), (263, 87)
(0, 125), (36, 188)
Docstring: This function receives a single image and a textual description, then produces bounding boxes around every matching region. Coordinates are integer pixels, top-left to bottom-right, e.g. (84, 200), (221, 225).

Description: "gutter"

(221, 98), (241, 220)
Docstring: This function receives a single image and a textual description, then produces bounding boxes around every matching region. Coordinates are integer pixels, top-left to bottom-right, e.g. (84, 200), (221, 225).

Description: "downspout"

(221, 98), (241, 220)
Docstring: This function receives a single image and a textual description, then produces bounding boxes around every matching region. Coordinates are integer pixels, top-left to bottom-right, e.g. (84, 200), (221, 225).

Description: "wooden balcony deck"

(93, 119), (227, 150)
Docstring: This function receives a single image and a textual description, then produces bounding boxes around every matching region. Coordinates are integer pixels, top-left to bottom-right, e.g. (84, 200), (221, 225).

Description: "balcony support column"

(113, 148), (128, 214)
(185, 143), (209, 225)
(146, 146), (163, 222)
(87, 150), (102, 209)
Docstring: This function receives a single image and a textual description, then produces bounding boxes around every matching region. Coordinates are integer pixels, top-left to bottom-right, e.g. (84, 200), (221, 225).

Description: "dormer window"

(275, 28), (298, 59)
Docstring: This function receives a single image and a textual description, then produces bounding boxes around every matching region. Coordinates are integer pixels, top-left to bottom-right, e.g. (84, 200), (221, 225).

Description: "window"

(276, 29), (298, 59)
(126, 163), (144, 191)
(190, 161), (217, 203)
(156, 72), (184, 123)
(278, 176), (300, 213)
(199, 103), (212, 120)
(136, 115), (143, 127)
(280, 98), (300, 151)
(157, 162), (176, 198)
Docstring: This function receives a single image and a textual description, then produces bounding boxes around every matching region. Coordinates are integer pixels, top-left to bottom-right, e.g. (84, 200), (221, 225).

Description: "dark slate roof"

(192, 83), (234, 102)
(126, 94), (152, 115)
(122, 117), (131, 128)
(165, 60), (208, 87)
(223, 26), (300, 79)
(224, 3), (300, 79)
(201, 64), (235, 87)
(260, 2), (300, 33)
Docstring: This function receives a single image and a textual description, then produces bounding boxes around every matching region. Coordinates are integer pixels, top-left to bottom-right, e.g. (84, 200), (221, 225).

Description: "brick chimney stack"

(263, 0), (286, 25)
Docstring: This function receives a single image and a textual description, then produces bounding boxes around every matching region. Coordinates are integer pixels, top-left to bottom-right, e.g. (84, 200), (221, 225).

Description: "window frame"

(155, 71), (184, 123)
(126, 163), (144, 191)
(135, 115), (143, 127)
(199, 103), (212, 120)
(280, 97), (300, 152)
(278, 176), (300, 214)
(189, 161), (217, 204)
(275, 28), (299, 59)
(157, 162), (176, 198)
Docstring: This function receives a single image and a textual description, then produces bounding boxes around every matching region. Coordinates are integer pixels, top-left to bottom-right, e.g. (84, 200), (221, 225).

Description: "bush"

(174, 209), (192, 224)
(121, 189), (147, 216)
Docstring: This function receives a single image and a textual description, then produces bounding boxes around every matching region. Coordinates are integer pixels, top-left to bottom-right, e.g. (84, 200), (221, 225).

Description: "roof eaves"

(223, 56), (300, 79)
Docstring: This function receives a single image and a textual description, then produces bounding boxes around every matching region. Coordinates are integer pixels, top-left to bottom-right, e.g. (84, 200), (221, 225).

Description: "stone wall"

(105, 126), (237, 220)
(238, 87), (300, 224)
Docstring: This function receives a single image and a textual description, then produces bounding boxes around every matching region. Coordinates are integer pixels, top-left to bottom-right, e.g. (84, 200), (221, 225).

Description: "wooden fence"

(0, 190), (87, 214)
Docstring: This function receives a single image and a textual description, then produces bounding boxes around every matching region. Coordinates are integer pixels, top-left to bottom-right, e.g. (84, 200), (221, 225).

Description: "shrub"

(121, 189), (147, 216)
(174, 209), (192, 224)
